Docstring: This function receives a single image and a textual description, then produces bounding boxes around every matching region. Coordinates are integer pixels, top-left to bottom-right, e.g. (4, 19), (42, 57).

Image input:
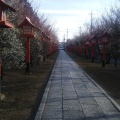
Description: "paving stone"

(62, 74), (70, 77)
(48, 91), (62, 96)
(63, 100), (82, 110)
(61, 71), (69, 74)
(86, 87), (101, 93)
(52, 72), (61, 75)
(63, 110), (85, 119)
(106, 113), (120, 120)
(49, 86), (62, 92)
(47, 94), (62, 99)
(62, 77), (71, 80)
(42, 105), (62, 119)
(82, 104), (106, 118)
(79, 97), (97, 105)
(63, 91), (78, 100)
(51, 83), (62, 87)
(94, 96), (112, 103)
(70, 75), (80, 79)
(51, 80), (61, 84)
(70, 73), (79, 77)
(50, 83), (62, 87)
(95, 97), (120, 117)
(46, 97), (62, 103)
(85, 84), (98, 89)
(52, 76), (62, 80)
(85, 117), (107, 120)
(62, 83), (73, 87)
(73, 83), (86, 91)
(62, 79), (72, 82)
(39, 118), (62, 120)
(46, 101), (62, 106)
(77, 92), (92, 98)
(62, 86), (75, 92)
(78, 75), (86, 78)
(91, 92), (105, 97)
(72, 78), (83, 84)
(82, 78), (90, 81)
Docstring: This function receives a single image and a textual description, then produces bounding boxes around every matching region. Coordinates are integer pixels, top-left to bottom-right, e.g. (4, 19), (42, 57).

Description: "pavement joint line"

(67, 59), (86, 119)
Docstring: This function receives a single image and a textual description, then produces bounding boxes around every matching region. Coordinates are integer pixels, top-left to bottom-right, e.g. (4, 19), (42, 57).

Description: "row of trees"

(67, 3), (120, 67)
(0, 0), (59, 69)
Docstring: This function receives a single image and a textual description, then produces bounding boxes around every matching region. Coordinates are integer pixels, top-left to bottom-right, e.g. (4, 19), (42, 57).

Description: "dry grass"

(0, 51), (58, 120)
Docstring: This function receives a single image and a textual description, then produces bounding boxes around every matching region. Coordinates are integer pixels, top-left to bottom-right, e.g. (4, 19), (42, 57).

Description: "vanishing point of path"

(35, 50), (120, 120)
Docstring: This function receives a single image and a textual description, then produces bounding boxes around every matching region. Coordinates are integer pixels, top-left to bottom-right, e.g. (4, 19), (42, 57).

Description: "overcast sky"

(29, 0), (120, 41)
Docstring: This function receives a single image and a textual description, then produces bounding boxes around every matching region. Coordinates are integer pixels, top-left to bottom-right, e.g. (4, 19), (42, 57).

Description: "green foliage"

(0, 28), (25, 69)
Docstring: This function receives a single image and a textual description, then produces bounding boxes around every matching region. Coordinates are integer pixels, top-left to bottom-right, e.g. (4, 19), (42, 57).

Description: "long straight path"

(35, 50), (120, 120)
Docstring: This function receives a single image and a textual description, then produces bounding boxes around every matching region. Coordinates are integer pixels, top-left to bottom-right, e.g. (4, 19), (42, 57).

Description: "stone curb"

(34, 78), (52, 120)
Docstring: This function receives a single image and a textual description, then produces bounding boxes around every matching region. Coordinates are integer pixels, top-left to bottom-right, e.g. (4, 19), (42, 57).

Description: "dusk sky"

(29, 0), (120, 41)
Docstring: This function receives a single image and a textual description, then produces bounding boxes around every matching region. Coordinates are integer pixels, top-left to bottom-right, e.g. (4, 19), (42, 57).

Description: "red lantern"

(84, 38), (90, 58)
(89, 35), (98, 62)
(18, 17), (36, 73)
(84, 40), (89, 45)
(17, 17), (36, 37)
(89, 35), (97, 45)
(100, 31), (110, 67)
(0, 0), (16, 28)
(100, 31), (110, 44)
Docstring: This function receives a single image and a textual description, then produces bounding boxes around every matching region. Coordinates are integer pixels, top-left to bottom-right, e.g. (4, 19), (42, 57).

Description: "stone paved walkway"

(34, 50), (120, 120)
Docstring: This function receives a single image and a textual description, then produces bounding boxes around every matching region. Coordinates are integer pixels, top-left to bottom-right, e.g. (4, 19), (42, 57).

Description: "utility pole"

(89, 11), (93, 35)
(63, 34), (65, 42)
(63, 34), (66, 49)
(67, 28), (68, 40)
